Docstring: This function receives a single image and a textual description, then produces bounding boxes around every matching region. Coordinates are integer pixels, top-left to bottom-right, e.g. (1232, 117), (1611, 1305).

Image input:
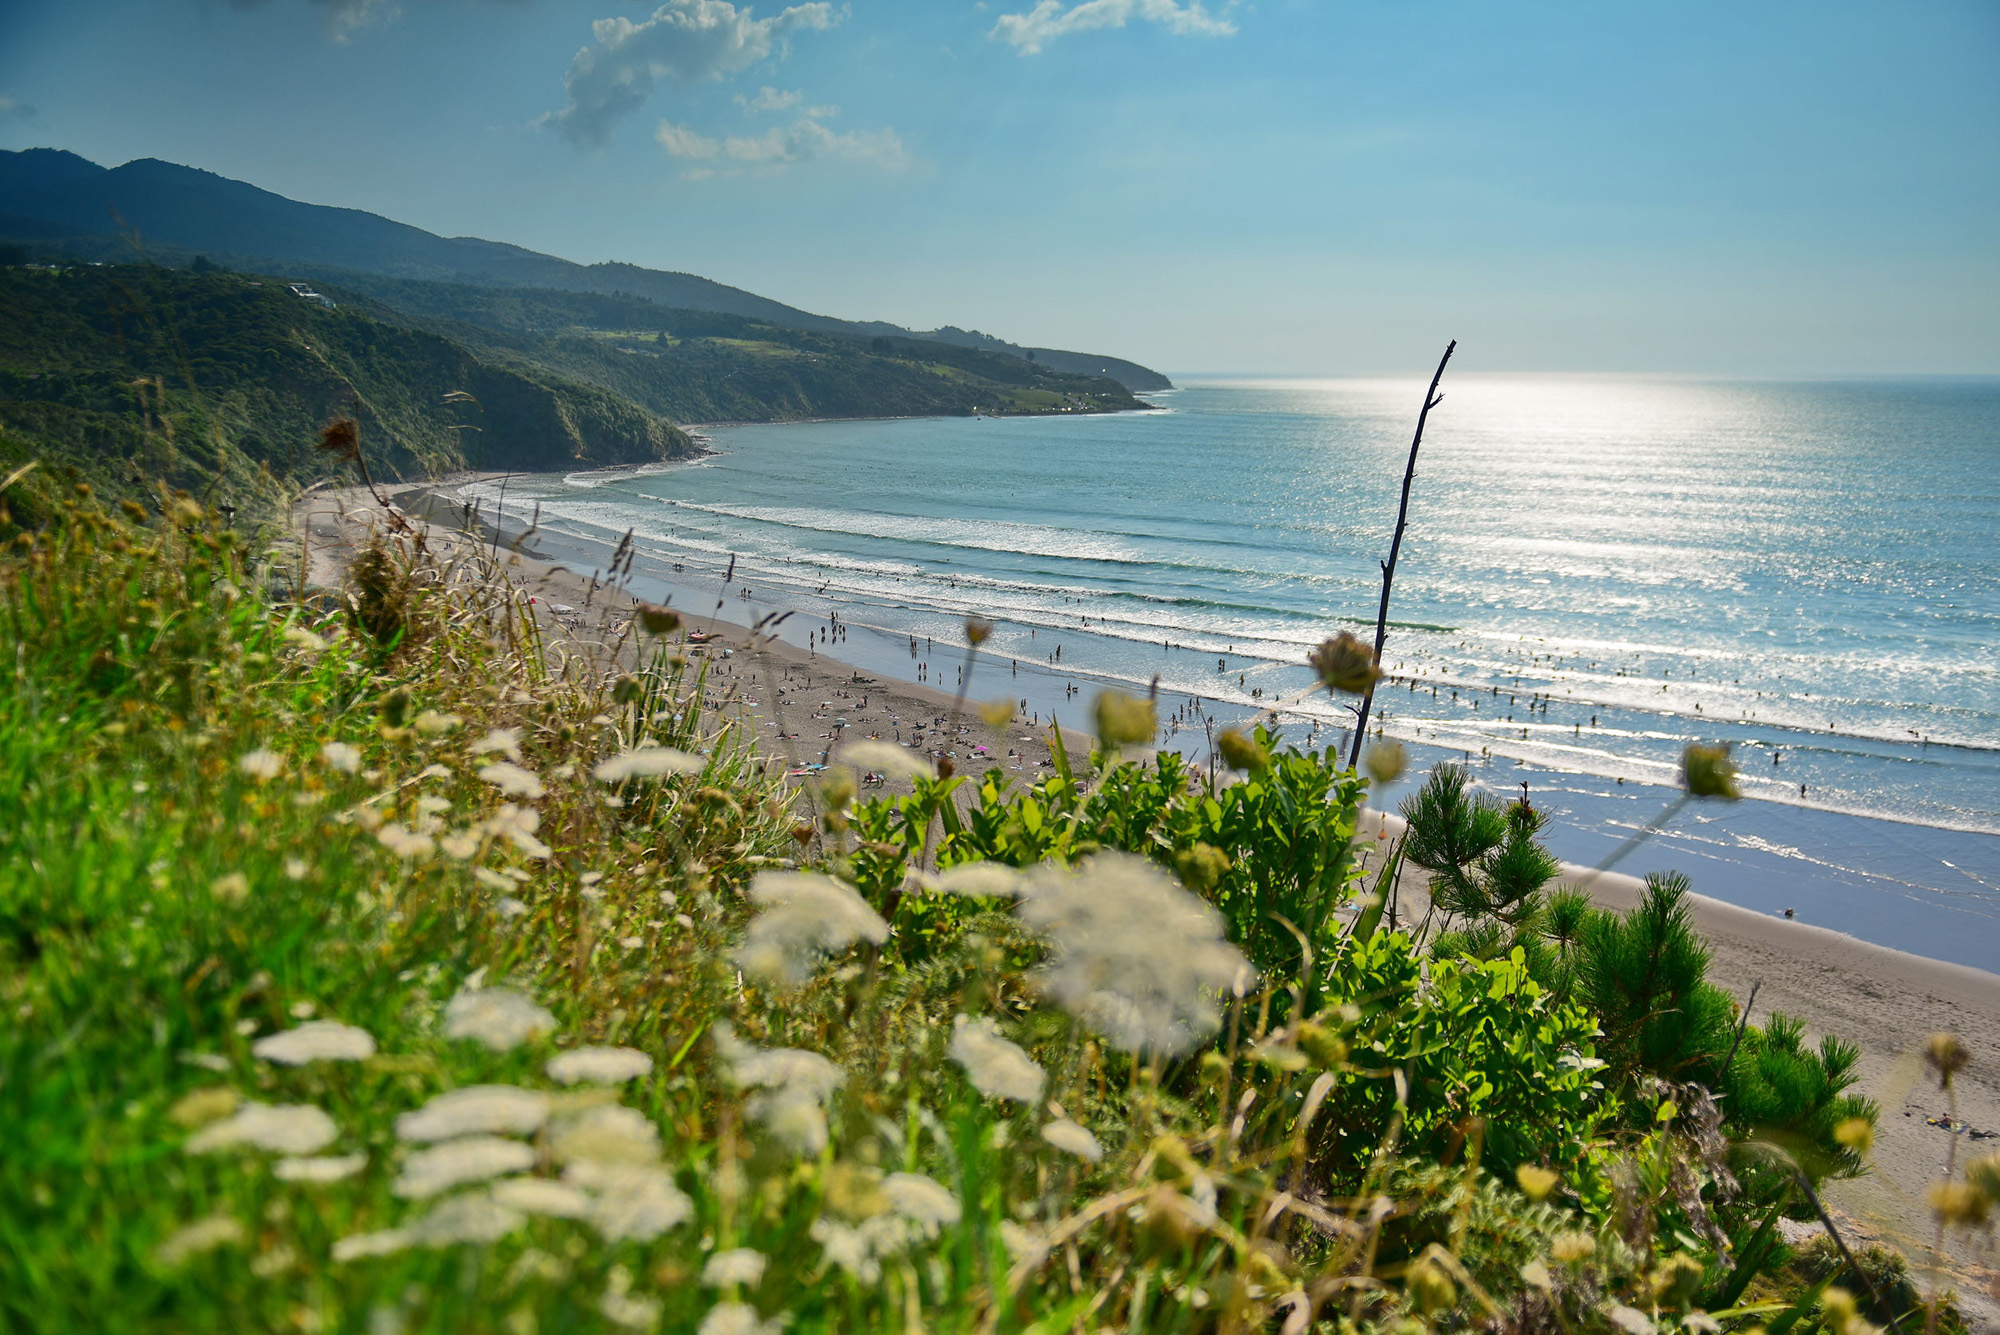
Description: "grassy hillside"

(0, 263), (693, 518)
(308, 270), (1154, 424)
(0, 148), (1173, 393)
(0, 488), (1975, 1334)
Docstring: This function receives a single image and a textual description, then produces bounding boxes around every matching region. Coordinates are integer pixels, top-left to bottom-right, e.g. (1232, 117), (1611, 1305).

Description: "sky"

(2, 0), (1997, 375)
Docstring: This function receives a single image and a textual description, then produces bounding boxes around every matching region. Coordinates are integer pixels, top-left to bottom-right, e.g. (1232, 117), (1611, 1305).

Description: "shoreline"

(298, 483), (2000, 1330)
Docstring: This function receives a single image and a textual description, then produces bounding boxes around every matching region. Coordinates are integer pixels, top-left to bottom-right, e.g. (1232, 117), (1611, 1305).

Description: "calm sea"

(462, 375), (2000, 967)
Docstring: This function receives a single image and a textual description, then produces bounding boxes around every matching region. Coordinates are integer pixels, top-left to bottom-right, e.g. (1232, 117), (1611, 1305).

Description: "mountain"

(0, 148), (1171, 392)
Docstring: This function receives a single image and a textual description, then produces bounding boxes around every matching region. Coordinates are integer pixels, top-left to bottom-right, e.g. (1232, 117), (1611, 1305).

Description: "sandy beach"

(297, 481), (1999, 1328)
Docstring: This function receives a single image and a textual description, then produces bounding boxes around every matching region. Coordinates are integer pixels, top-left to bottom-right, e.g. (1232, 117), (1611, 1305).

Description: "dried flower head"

(636, 603), (682, 635)
(316, 417), (360, 461)
(1928, 1180), (1990, 1229)
(1092, 689), (1156, 750)
(1215, 727), (1268, 772)
(396, 1085), (550, 1142)
(1515, 1164), (1559, 1202)
(1924, 1032), (1969, 1085)
(1015, 852), (1253, 1056)
(948, 1015), (1045, 1104)
(442, 986), (556, 1051)
(733, 871), (889, 990)
(1550, 1230), (1597, 1263)
(547, 1046), (655, 1086)
(1681, 744), (1741, 800)
(1834, 1116), (1874, 1157)
(1309, 632), (1382, 696)
(594, 744), (704, 783)
(252, 1021), (376, 1066)
(1365, 739), (1408, 785)
(964, 616), (994, 647)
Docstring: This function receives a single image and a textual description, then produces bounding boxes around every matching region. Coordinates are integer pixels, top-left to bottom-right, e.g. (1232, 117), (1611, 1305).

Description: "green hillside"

(308, 269), (1153, 424)
(0, 263), (694, 518)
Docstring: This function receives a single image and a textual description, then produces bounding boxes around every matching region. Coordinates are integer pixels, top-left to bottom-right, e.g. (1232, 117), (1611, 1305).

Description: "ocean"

(459, 374), (2000, 969)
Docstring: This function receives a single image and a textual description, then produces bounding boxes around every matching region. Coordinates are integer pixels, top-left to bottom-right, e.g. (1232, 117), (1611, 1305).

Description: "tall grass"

(0, 486), (1987, 1335)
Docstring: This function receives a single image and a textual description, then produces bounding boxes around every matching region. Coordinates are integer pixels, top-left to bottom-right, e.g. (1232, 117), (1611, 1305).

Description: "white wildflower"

(485, 803), (551, 859)
(1040, 1118), (1104, 1163)
(375, 822), (435, 860)
(209, 872), (250, 903)
(998, 1220), (1048, 1263)
(1015, 852), (1252, 1056)
(702, 1248), (768, 1288)
(409, 1190), (525, 1246)
(547, 1046), (654, 1086)
(281, 625), (328, 653)
(396, 1085), (550, 1142)
(237, 748), (283, 781)
(571, 1162), (692, 1242)
(490, 1176), (590, 1219)
(479, 762), (546, 800)
(440, 830), (481, 860)
(320, 741), (362, 774)
(252, 1021), (376, 1066)
(331, 1228), (413, 1262)
(497, 895), (529, 918)
(837, 739), (933, 781)
(413, 710), (461, 736)
(948, 1015), (1045, 1104)
(155, 1215), (244, 1266)
(698, 1302), (783, 1335)
(601, 1287), (662, 1331)
(593, 744), (705, 783)
(551, 1105), (660, 1166)
(747, 1085), (829, 1157)
(393, 1135), (538, 1198)
(442, 986), (555, 1051)
(1608, 1306), (1657, 1335)
(273, 1153), (368, 1183)
(930, 861), (1024, 898)
(732, 872), (888, 990)
(714, 1025), (845, 1100)
(474, 866), (515, 893)
(470, 727), (523, 760)
(882, 1172), (961, 1238)
(810, 1214), (915, 1283)
(187, 1103), (338, 1155)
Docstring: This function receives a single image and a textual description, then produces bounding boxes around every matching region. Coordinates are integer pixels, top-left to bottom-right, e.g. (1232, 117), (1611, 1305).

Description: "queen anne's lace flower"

(594, 744), (705, 782)
(442, 986), (555, 1051)
(569, 1161), (693, 1242)
(320, 741), (361, 774)
(237, 748), (283, 781)
(155, 1215), (244, 1266)
(273, 1153), (368, 1183)
(470, 728), (523, 760)
(478, 762), (546, 800)
(837, 740), (933, 781)
(1015, 852), (1252, 1056)
(698, 1302), (784, 1335)
(393, 1136), (538, 1198)
(948, 1015), (1045, 1104)
(1040, 1118), (1104, 1162)
(396, 1085), (550, 1142)
(546, 1046), (654, 1086)
(732, 872), (888, 989)
(251, 1021), (377, 1066)
(928, 862), (1024, 898)
(490, 1176), (591, 1218)
(701, 1248), (768, 1288)
(186, 1103), (338, 1155)
(714, 1025), (844, 1157)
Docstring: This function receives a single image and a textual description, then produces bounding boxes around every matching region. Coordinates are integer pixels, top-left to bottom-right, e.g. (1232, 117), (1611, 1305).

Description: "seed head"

(1093, 689), (1155, 750)
(636, 603), (681, 635)
(1365, 740), (1407, 785)
(1681, 744), (1741, 799)
(1215, 727), (1268, 772)
(1515, 1164), (1559, 1202)
(316, 417), (360, 462)
(964, 616), (994, 647)
(1925, 1032), (1969, 1086)
(1309, 633), (1381, 696)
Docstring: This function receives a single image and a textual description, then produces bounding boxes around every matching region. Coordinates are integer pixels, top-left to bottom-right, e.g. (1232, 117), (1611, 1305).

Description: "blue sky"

(3, 0), (1996, 374)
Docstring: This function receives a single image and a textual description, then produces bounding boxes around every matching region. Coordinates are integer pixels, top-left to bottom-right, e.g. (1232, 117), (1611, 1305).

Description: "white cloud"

(655, 110), (905, 176)
(226, 0), (402, 41)
(990, 0), (1236, 54)
(550, 0), (841, 150)
(0, 96), (36, 122)
(736, 85), (802, 113)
